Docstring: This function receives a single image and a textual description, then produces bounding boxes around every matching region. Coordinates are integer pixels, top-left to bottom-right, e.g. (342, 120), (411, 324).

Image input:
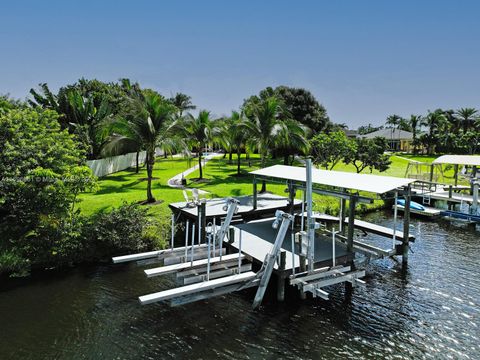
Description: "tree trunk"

(283, 154), (289, 165)
(229, 151), (233, 163)
(237, 149), (241, 175)
(135, 151), (140, 173)
(146, 149), (156, 203)
(198, 152), (203, 179)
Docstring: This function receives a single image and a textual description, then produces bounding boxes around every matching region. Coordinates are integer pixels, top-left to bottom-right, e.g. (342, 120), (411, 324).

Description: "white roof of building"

(433, 155), (480, 166)
(251, 165), (416, 194)
(360, 128), (413, 140)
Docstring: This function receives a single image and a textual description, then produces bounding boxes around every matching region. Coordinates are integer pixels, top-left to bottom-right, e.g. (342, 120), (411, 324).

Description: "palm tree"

(244, 96), (288, 192)
(224, 111), (250, 175)
(386, 114), (402, 129)
(455, 108), (479, 133)
(276, 119), (309, 165)
(104, 91), (177, 202)
(408, 115), (423, 154)
(179, 110), (216, 180)
(169, 93), (196, 117)
(422, 110), (447, 155)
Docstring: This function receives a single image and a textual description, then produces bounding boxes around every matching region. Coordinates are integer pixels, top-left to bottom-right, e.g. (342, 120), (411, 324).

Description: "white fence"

(87, 149), (164, 177)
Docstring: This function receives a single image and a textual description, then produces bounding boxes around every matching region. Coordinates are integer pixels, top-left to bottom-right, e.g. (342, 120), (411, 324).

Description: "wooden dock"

(169, 193), (302, 221)
(306, 213), (415, 242)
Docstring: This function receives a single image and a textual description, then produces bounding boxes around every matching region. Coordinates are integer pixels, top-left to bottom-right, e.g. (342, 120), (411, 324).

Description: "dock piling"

(402, 185), (411, 265)
(277, 250), (286, 302)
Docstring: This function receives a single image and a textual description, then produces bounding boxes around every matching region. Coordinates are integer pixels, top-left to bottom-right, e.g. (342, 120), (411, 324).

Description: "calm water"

(1, 212), (479, 360)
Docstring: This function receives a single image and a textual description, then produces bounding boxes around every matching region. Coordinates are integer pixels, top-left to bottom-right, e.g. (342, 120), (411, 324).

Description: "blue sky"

(1, 0), (479, 127)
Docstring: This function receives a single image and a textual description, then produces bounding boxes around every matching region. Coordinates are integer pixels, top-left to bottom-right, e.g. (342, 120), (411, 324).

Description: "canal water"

(1, 212), (479, 359)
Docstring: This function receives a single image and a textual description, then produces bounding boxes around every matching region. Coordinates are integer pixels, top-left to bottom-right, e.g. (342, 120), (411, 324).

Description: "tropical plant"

(455, 108), (479, 133)
(310, 131), (353, 170)
(344, 137), (391, 173)
(408, 115), (423, 154)
(385, 114), (403, 129)
(421, 110), (447, 155)
(177, 110), (217, 180)
(168, 92), (196, 116)
(243, 86), (330, 134)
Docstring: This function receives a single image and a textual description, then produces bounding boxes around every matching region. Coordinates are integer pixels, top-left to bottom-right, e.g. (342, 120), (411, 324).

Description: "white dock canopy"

(432, 155), (480, 167)
(251, 165), (416, 194)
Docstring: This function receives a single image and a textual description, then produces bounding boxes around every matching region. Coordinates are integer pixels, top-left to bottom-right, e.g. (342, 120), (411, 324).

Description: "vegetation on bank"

(1, 78), (478, 278)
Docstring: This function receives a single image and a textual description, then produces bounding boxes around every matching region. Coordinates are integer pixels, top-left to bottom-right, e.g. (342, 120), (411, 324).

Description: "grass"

(78, 152), (465, 219)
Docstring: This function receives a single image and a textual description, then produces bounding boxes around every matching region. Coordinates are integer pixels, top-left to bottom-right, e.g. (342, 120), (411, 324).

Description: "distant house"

(343, 129), (358, 138)
(359, 128), (414, 152)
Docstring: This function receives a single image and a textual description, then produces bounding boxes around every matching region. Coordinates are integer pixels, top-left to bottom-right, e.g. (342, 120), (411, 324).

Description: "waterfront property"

(113, 161), (417, 309)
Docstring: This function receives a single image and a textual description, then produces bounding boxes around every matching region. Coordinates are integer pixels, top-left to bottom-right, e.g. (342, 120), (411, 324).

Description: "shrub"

(83, 203), (168, 260)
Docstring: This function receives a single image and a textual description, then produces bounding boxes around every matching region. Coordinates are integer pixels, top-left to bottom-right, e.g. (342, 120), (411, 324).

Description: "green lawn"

(78, 153), (464, 219)
(78, 154), (406, 217)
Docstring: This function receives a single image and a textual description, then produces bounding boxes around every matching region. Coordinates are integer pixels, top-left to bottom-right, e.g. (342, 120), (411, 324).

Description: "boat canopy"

(250, 165), (416, 194)
(432, 155), (480, 167)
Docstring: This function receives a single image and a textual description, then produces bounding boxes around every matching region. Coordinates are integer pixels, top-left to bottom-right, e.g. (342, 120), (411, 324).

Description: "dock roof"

(432, 155), (480, 167)
(251, 165), (416, 194)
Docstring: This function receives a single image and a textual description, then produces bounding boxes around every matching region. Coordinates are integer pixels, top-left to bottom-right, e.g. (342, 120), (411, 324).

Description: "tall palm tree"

(104, 91), (177, 202)
(244, 96), (288, 192)
(179, 110), (216, 180)
(408, 115), (423, 154)
(422, 110), (447, 155)
(223, 111), (250, 175)
(169, 93), (196, 117)
(455, 108), (479, 133)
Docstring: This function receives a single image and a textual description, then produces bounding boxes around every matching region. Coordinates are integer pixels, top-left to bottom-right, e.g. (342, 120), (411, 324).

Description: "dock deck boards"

(424, 191), (474, 204)
(169, 194), (302, 219)
(231, 218), (351, 271)
(305, 213), (415, 241)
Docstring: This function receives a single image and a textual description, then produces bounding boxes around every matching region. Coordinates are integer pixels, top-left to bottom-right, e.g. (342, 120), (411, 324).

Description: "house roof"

(433, 155), (480, 166)
(360, 128), (413, 140)
(250, 165), (416, 194)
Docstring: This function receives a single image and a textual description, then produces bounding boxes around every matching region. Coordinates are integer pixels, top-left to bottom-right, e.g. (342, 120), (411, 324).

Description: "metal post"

(345, 196), (356, 292)
(184, 219), (189, 260)
(300, 190), (305, 232)
(291, 232), (295, 275)
(402, 185), (411, 265)
(306, 159), (314, 272)
(332, 227), (336, 267)
(200, 199), (207, 245)
(212, 217), (217, 257)
(238, 229), (242, 272)
(170, 214), (175, 250)
(253, 177), (258, 210)
(392, 191), (398, 249)
(191, 224), (195, 266)
(340, 193), (346, 236)
(207, 231), (211, 281)
(277, 250), (286, 302)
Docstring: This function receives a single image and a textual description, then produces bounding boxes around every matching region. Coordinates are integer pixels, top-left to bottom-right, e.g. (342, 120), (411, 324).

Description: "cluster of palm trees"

(99, 88), (310, 202)
(385, 108), (480, 154)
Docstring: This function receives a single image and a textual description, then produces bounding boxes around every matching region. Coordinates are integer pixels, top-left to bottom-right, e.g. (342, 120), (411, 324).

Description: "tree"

(408, 115), (423, 154)
(344, 137), (391, 173)
(357, 123), (383, 135)
(421, 110), (447, 155)
(179, 110), (216, 180)
(168, 93), (196, 116)
(310, 131), (353, 170)
(455, 108), (479, 133)
(117, 91), (177, 202)
(244, 96), (289, 192)
(386, 114), (403, 129)
(276, 119), (309, 165)
(0, 108), (96, 275)
(219, 111), (250, 175)
(243, 86), (330, 134)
